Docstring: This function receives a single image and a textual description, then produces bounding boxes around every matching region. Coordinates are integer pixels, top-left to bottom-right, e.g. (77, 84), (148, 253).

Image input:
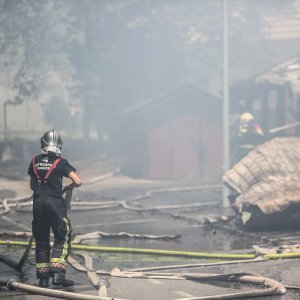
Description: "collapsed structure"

(223, 137), (300, 231)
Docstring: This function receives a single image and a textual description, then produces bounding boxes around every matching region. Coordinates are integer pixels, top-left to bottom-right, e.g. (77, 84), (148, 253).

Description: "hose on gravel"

(0, 240), (256, 259)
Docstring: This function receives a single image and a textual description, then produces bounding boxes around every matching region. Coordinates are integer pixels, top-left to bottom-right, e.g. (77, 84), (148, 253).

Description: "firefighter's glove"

(62, 183), (74, 193)
(62, 184), (74, 210)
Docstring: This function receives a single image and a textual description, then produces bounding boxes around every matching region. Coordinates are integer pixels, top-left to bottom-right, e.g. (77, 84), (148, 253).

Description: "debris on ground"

(1, 158), (300, 299)
(253, 243), (300, 255)
(223, 137), (300, 230)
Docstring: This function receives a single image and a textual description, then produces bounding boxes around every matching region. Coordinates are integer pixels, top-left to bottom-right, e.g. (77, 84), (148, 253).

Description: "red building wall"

(201, 121), (222, 179)
(147, 113), (221, 179)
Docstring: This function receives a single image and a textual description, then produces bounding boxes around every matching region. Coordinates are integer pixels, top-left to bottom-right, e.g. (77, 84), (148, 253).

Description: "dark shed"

(230, 55), (300, 136)
(120, 85), (222, 180)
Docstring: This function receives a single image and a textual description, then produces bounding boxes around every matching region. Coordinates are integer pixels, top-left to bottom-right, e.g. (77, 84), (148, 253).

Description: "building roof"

(255, 55), (300, 94)
(119, 85), (223, 130)
(120, 84), (222, 115)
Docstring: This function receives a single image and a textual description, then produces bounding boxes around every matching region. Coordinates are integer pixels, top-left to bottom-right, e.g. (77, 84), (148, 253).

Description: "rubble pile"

(223, 137), (300, 230)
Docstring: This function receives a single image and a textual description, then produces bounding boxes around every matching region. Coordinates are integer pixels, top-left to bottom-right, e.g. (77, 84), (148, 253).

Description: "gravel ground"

(0, 167), (300, 299)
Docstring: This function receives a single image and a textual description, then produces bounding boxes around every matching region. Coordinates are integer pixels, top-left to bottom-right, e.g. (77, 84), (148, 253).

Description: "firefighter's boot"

(38, 278), (49, 288)
(52, 271), (74, 287)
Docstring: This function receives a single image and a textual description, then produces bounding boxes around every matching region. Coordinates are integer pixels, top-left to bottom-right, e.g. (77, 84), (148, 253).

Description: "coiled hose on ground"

(0, 239), (291, 300)
(0, 279), (125, 300)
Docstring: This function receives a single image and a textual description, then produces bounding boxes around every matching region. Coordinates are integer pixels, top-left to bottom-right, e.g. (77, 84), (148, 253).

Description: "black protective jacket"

(28, 153), (75, 198)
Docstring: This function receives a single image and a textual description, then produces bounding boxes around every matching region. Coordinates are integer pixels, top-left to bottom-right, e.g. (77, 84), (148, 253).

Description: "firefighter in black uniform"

(28, 129), (82, 288)
(236, 112), (264, 161)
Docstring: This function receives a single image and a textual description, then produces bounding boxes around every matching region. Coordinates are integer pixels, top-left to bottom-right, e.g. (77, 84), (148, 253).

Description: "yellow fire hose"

(0, 240), (256, 259)
(2, 239), (300, 260)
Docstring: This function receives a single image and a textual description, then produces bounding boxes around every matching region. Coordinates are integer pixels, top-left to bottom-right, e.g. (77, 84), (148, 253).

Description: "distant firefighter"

(236, 112), (264, 162)
(28, 129), (82, 288)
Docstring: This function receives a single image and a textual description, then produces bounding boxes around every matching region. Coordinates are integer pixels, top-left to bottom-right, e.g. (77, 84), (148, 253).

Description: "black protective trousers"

(32, 194), (72, 278)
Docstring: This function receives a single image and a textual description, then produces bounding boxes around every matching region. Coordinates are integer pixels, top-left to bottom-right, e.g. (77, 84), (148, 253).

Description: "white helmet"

(240, 112), (254, 124)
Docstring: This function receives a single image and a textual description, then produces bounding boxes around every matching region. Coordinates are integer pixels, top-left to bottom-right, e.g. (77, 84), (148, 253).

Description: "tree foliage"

(0, 0), (296, 139)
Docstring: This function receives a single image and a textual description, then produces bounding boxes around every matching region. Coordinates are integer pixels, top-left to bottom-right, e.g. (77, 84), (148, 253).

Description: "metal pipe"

(269, 121), (300, 133)
(222, 0), (230, 208)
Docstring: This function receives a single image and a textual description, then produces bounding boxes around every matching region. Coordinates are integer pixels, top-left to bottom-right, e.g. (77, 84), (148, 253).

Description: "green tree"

(0, 0), (78, 123)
